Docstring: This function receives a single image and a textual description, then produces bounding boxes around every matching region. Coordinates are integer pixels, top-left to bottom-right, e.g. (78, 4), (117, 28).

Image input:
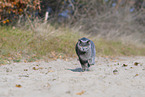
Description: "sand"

(0, 56), (145, 97)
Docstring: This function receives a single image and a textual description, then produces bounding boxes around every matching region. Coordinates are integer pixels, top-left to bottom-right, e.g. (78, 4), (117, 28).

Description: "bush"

(0, 0), (41, 25)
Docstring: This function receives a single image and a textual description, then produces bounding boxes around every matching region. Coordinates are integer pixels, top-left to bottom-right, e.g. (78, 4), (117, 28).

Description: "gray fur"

(75, 37), (96, 71)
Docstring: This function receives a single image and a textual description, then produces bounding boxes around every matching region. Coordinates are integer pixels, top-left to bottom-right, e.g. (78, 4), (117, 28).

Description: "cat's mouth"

(81, 49), (88, 52)
(80, 51), (87, 54)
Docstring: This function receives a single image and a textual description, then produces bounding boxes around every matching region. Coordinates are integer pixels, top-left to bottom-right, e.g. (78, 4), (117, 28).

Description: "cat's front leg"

(88, 57), (95, 66)
(81, 63), (89, 71)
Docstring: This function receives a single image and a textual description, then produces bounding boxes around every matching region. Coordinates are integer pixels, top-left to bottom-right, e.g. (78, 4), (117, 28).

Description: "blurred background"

(0, 0), (145, 63)
(1, 0), (145, 43)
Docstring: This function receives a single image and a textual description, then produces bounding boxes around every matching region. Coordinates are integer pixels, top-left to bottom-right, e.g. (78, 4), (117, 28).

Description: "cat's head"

(77, 38), (91, 52)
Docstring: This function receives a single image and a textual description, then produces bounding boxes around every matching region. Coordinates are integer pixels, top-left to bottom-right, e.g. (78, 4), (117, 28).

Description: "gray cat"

(75, 37), (96, 71)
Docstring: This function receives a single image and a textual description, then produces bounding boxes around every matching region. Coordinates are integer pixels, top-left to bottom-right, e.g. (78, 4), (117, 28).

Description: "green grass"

(0, 25), (145, 64)
(94, 39), (145, 56)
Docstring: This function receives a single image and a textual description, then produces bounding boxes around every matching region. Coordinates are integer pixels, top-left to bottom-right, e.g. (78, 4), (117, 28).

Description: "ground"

(0, 56), (145, 97)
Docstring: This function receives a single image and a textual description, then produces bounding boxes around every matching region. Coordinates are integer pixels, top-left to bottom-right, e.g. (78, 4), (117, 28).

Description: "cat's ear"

(87, 40), (91, 44)
(78, 39), (82, 43)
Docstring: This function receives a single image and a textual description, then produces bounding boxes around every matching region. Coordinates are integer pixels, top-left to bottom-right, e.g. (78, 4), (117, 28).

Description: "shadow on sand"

(67, 68), (90, 72)
(67, 68), (83, 72)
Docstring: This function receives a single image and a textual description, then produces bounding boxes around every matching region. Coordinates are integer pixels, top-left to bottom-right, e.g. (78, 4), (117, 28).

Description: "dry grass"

(74, 6), (145, 45)
(0, 24), (145, 64)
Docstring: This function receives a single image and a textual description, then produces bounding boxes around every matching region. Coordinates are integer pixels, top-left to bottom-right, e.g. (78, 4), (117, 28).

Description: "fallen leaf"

(33, 67), (37, 70)
(32, 67), (43, 70)
(122, 64), (128, 67)
(24, 69), (28, 71)
(19, 75), (29, 77)
(16, 84), (22, 88)
(113, 69), (119, 75)
(130, 67), (133, 69)
(48, 70), (54, 72)
(76, 90), (85, 95)
(134, 62), (139, 66)
(135, 74), (139, 76)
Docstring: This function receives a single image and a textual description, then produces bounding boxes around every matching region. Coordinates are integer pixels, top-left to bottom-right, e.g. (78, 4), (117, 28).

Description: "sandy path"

(0, 56), (145, 97)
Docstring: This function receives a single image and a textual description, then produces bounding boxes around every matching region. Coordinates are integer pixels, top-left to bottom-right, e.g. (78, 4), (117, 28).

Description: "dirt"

(0, 56), (145, 97)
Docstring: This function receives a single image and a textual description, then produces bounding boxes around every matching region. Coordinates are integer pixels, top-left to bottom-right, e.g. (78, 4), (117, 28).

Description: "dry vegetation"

(0, 23), (145, 65)
(78, 9), (145, 45)
(0, 0), (145, 64)
(72, 1), (145, 45)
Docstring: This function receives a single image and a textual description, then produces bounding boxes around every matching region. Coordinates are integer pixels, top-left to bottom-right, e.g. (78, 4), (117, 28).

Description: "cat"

(75, 37), (96, 71)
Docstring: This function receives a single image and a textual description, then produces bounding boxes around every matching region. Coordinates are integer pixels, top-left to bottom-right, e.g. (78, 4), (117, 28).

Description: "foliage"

(1, 0), (145, 25)
(0, 0), (41, 25)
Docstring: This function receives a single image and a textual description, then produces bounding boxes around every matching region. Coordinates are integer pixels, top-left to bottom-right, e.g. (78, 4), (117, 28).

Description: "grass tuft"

(0, 25), (145, 64)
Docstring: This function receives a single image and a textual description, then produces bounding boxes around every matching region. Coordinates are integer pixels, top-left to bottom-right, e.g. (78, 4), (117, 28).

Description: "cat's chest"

(79, 52), (91, 60)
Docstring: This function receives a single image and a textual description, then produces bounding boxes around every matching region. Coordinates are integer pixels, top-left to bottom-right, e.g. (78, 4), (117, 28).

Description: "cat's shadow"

(68, 68), (83, 72)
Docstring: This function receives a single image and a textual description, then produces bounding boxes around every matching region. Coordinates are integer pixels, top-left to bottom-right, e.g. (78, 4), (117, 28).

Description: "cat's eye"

(87, 40), (90, 44)
(79, 43), (82, 46)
